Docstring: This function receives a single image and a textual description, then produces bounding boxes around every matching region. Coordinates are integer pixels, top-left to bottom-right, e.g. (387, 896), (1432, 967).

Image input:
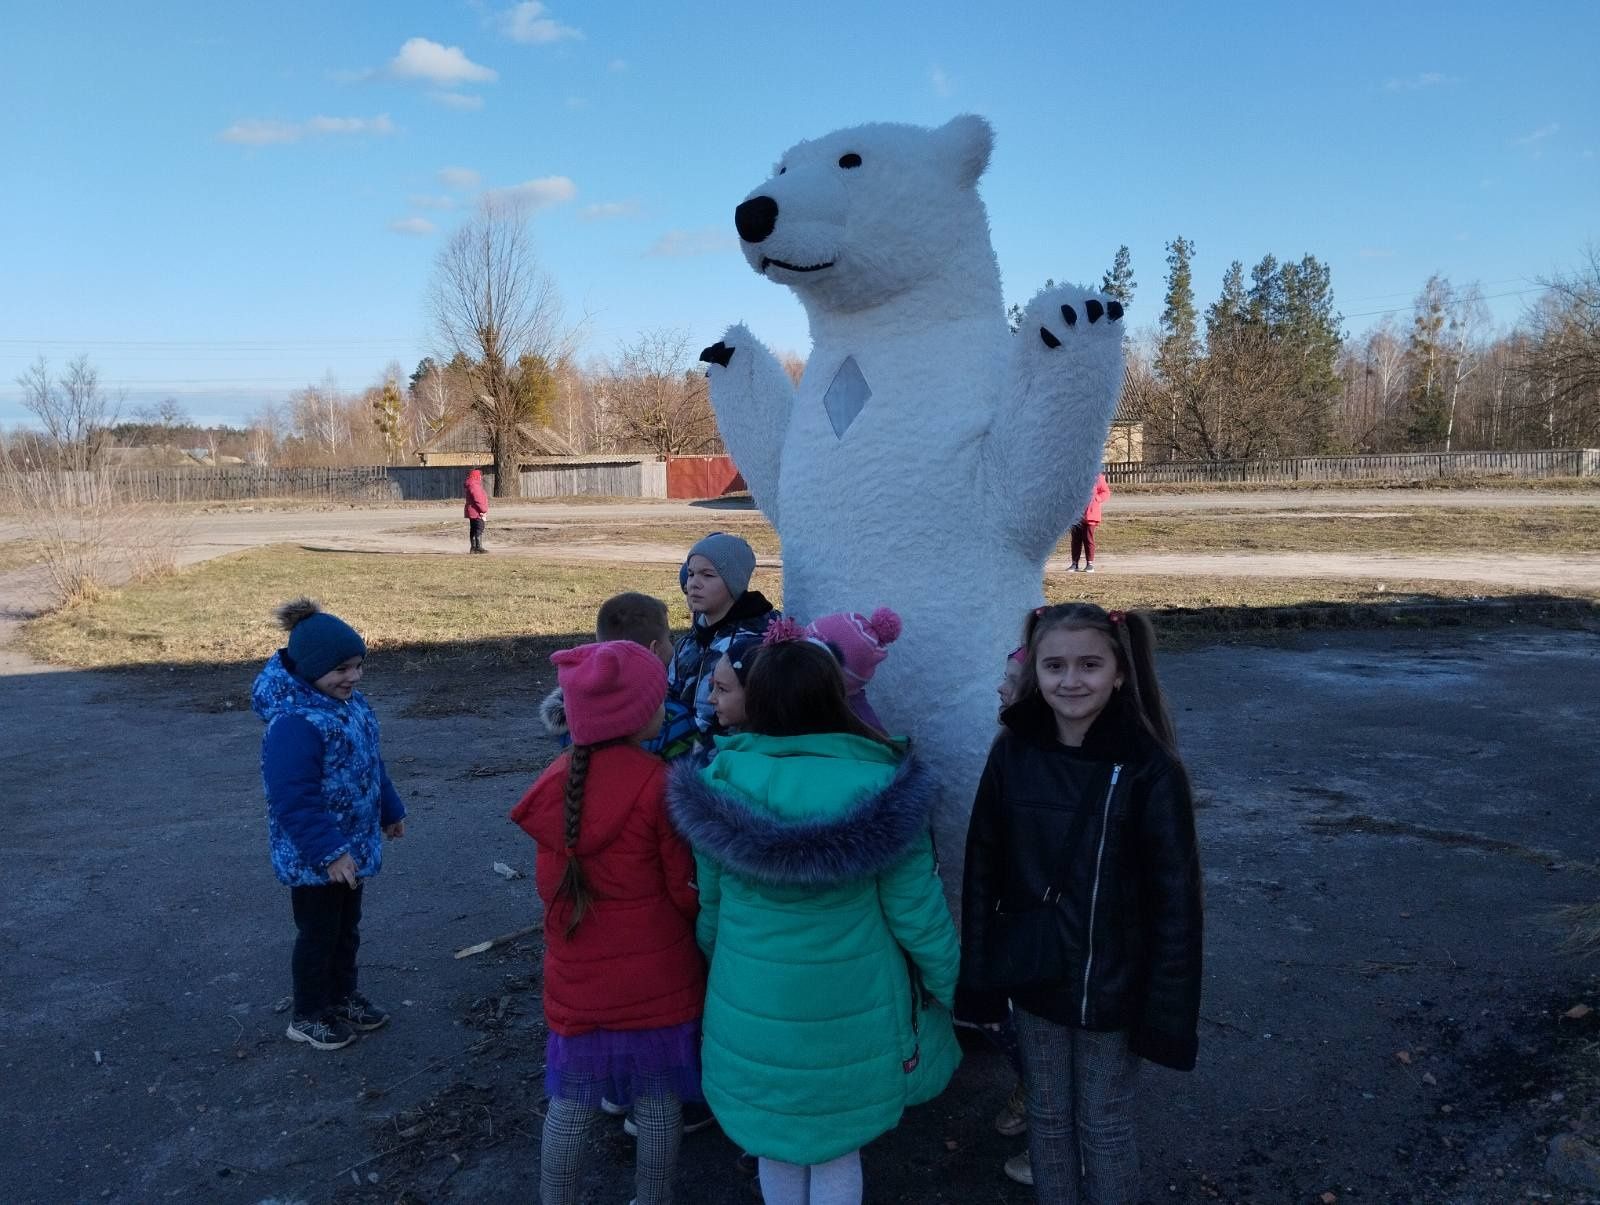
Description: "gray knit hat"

(679, 532), (756, 598)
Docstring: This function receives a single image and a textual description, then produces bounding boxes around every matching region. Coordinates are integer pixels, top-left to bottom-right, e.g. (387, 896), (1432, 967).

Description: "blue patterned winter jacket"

(252, 651), (406, 887)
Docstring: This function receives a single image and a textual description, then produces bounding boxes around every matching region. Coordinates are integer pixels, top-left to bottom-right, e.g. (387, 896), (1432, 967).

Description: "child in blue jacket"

(252, 598), (406, 1050)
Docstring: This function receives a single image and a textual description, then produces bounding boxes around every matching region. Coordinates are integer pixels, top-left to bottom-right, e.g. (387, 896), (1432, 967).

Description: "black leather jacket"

(958, 693), (1203, 1071)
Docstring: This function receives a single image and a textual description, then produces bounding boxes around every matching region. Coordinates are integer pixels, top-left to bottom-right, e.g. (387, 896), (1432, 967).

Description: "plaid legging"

(538, 1073), (682, 1205)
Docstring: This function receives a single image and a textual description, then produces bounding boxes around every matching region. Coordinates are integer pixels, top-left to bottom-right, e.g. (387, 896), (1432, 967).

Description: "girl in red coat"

(463, 468), (489, 554)
(511, 640), (704, 1205)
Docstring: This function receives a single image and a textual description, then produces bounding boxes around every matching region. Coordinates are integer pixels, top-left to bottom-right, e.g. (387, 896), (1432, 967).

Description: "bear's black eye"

(838, 153), (862, 169)
(778, 165), (787, 175)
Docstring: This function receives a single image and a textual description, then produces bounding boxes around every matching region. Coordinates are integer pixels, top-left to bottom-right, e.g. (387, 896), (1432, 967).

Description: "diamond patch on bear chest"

(822, 356), (871, 438)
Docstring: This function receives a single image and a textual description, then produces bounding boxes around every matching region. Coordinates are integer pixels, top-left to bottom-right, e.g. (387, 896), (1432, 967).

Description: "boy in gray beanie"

(668, 532), (777, 748)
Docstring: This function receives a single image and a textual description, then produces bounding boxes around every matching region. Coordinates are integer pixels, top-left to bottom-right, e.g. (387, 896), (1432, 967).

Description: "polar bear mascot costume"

(700, 115), (1125, 903)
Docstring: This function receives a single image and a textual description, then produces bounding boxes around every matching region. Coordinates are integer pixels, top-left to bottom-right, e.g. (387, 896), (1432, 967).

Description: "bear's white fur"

(705, 116), (1125, 900)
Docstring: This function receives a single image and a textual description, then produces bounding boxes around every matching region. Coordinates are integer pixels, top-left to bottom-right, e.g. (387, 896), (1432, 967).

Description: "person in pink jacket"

(464, 469), (489, 555)
(1069, 472), (1112, 573)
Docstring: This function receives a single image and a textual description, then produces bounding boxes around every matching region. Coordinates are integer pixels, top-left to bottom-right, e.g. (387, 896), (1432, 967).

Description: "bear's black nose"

(735, 196), (778, 244)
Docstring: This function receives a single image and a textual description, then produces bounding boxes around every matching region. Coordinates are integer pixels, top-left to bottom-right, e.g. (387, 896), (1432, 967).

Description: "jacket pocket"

(982, 903), (1070, 993)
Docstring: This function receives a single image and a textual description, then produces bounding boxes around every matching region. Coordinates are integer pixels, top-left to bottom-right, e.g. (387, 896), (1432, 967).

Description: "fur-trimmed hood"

(538, 686), (568, 738)
(668, 734), (934, 887)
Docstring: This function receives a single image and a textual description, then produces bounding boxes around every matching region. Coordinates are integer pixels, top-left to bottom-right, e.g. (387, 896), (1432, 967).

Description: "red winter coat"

(510, 744), (704, 1035)
(1083, 473), (1112, 524)
(464, 471), (489, 520)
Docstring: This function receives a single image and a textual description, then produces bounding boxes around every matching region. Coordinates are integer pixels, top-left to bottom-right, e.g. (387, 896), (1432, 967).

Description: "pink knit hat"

(550, 640), (667, 745)
(804, 607), (902, 691)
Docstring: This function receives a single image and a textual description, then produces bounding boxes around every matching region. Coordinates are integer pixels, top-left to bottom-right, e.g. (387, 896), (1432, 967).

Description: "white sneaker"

(599, 1097), (627, 1116)
(1067, 563), (1080, 573)
(1084, 562), (1096, 573)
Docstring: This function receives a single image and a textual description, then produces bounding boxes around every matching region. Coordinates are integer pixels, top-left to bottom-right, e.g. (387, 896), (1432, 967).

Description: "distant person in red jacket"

(510, 640), (705, 1205)
(463, 468), (489, 554)
(1069, 473), (1112, 573)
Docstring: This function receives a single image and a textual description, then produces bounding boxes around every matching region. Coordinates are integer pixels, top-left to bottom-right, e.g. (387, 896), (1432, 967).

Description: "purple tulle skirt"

(544, 1020), (704, 1106)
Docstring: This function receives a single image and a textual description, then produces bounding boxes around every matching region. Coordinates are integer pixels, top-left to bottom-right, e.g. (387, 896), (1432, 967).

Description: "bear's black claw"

(1039, 326), (1062, 349)
(1086, 299), (1105, 324)
(1107, 300), (1124, 322)
(1061, 304), (1077, 327)
(699, 342), (735, 367)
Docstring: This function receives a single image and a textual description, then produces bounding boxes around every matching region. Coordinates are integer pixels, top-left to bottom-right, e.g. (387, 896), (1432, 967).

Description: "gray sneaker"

(287, 1013), (356, 1050)
(337, 993), (390, 1032)
(1003, 1150), (1033, 1186)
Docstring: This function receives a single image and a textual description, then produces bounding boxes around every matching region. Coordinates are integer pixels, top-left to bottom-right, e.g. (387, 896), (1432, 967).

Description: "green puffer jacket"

(667, 732), (960, 1166)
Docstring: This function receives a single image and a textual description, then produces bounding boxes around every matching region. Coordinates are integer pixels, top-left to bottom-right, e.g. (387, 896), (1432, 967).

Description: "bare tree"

(1519, 247), (1600, 447)
(245, 401), (287, 466)
(429, 198), (578, 495)
(601, 329), (722, 456)
(1442, 285), (1489, 452)
(16, 355), (119, 471)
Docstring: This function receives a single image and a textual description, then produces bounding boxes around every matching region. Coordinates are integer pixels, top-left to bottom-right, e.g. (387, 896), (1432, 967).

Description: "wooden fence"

(1102, 448), (1600, 486)
(12, 459), (671, 504)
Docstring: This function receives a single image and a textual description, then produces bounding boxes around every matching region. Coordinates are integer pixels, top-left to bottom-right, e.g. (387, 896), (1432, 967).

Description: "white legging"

(756, 1150), (863, 1205)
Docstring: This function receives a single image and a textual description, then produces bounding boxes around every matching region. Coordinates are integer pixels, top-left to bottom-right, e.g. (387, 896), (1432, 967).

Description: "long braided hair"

(555, 743), (595, 936)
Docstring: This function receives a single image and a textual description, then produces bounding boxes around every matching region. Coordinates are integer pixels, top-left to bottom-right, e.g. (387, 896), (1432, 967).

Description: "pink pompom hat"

(804, 607), (902, 691)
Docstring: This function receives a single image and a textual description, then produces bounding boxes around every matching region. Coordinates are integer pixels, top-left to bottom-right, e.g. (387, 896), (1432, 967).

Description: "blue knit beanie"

(679, 532), (756, 598)
(276, 598), (367, 682)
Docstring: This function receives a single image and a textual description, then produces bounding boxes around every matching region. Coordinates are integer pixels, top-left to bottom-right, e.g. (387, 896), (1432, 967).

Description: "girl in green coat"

(668, 632), (960, 1205)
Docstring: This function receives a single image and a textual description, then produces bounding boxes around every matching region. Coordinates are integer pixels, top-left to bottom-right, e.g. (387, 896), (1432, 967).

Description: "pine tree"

(1156, 237), (1198, 378)
(1100, 246), (1136, 305)
(1205, 261), (1247, 348)
(1245, 254), (1283, 330)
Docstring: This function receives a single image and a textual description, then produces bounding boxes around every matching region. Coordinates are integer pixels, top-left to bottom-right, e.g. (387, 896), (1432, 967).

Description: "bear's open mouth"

(761, 256), (834, 274)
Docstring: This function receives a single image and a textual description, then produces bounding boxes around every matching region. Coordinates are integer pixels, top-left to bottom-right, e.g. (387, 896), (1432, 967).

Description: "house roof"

(418, 411), (577, 458)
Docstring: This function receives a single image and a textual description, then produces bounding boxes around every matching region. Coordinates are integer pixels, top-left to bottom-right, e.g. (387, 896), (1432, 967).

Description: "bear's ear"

(937, 114), (993, 187)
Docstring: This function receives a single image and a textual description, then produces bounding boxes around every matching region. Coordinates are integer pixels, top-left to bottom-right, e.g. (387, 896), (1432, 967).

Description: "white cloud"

(306, 114), (395, 136)
(390, 37), (497, 85)
(565, 96), (589, 109)
(390, 217), (438, 236)
(220, 114), (395, 145)
(608, 58), (628, 73)
(1515, 122), (1559, 146)
(438, 166), (482, 190)
(410, 194), (458, 210)
(484, 175), (578, 212)
(500, 2), (581, 44)
(430, 91), (486, 111)
(220, 119), (301, 146)
(1383, 71), (1455, 92)
(930, 65), (953, 97)
(646, 228), (737, 258)
(581, 200), (639, 221)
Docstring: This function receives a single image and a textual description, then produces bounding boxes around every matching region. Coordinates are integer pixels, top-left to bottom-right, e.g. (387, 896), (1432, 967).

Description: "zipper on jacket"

(1080, 763), (1122, 1027)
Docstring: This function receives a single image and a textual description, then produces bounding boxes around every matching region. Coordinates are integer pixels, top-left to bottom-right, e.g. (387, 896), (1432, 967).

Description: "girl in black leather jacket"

(958, 603), (1202, 1203)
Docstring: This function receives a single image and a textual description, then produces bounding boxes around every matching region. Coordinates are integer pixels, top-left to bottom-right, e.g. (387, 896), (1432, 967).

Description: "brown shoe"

(993, 1080), (1028, 1136)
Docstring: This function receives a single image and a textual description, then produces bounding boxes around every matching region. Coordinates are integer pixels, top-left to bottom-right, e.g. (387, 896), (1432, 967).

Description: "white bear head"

(733, 115), (1001, 315)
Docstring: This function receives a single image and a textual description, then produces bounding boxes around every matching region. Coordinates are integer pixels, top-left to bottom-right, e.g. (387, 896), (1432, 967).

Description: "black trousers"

(290, 883), (362, 1018)
(468, 517), (485, 548)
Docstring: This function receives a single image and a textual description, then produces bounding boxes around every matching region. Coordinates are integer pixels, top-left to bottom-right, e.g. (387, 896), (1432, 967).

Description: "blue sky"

(2, 0), (1595, 426)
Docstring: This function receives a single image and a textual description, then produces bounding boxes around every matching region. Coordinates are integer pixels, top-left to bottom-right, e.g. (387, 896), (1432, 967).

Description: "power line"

(1340, 285), (1548, 320)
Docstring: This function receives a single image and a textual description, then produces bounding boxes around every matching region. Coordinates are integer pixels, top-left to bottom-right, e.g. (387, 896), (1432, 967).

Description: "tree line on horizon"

(6, 210), (1598, 482)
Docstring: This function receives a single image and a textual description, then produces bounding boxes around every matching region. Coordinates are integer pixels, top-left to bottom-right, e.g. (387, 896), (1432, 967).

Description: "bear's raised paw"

(699, 341), (735, 367)
(1036, 295), (1123, 348)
